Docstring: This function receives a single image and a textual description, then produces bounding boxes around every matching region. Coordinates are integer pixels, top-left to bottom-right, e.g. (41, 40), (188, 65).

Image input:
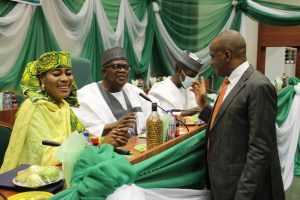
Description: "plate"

(184, 117), (199, 126)
(185, 122), (199, 126)
(135, 144), (147, 152)
(12, 170), (63, 189)
(8, 191), (53, 200)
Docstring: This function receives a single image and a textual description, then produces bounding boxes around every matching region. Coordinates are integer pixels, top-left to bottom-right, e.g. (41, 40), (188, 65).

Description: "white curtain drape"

(0, 4), (34, 77)
(124, 1), (148, 61)
(276, 83), (300, 190)
(41, 0), (93, 56)
(94, 0), (125, 49)
(248, 0), (300, 15)
(41, 0), (148, 61)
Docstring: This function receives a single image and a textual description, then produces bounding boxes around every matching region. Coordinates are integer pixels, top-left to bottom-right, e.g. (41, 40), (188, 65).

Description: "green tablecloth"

(50, 130), (207, 200)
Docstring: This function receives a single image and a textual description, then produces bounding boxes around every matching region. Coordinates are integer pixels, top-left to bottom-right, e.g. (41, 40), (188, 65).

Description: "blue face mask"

(180, 71), (195, 89)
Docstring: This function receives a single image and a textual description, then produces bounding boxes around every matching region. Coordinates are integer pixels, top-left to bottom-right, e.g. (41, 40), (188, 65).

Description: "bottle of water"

(3, 92), (12, 110)
(167, 112), (176, 141)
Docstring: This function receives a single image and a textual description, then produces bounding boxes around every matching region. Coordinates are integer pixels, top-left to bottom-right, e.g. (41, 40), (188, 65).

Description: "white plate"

(12, 170), (63, 188)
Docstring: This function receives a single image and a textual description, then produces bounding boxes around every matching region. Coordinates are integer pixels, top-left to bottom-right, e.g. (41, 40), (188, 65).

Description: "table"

(124, 125), (204, 164)
(0, 125), (205, 198)
(0, 109), (17, 128)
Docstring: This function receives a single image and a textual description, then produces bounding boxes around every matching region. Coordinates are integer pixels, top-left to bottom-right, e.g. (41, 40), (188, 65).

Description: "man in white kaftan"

(72, 47), (153, 137)
(72, 82), (152, 136)
(148, 50), (202, 116)
(148, 77), (197, 112)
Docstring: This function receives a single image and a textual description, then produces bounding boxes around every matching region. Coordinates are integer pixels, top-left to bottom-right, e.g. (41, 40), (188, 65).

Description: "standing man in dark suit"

(192, 30), (285, 200)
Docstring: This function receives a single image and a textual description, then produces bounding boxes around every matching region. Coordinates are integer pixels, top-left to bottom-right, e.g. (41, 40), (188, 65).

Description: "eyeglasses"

(104, 64), (131, 71)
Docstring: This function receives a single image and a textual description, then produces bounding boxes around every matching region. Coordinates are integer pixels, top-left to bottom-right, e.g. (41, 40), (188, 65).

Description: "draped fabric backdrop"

(1, 0), (300, 193)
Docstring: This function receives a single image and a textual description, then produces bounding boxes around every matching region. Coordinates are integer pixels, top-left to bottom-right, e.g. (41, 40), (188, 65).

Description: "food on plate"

(39, 167), (60, 183)
(26, 174), (45, 188)
(14, 165), (60, 188)
(184, 115), (198, 124)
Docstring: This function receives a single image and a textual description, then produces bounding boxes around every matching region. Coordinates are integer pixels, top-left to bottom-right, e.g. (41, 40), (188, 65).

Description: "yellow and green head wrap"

(20, 51), (79, 107)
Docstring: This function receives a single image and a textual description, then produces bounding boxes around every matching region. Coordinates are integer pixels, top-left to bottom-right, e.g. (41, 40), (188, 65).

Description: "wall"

(245, 16), (259, 68)
(245, 0), (300, 72)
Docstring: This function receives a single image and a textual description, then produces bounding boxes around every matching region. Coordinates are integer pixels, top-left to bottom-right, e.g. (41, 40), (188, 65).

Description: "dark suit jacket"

(200, 66), (285, 200)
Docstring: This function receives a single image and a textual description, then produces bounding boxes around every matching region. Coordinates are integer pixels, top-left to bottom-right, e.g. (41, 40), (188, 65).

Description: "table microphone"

(42, 140), (61, 147)
(138, 93), (190, 131)
(139, 92), (167, 113)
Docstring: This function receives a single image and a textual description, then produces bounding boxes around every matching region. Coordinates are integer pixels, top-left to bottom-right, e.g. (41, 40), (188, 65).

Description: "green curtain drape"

(124, 4), (155, 80)
(1, 0), (300, 92)
(237, 0), (300, 26)
(62, 0), (84, 14)
(0, 0), (16, 16)
(80, 14), (105, 81)
(0, 7), (60, 91)
(276, 86), (295, 126)
(276, 77), (300, 125)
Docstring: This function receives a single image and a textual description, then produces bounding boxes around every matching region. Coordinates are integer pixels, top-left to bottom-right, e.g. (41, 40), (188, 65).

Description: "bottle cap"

(82, 132), (89, 137)
(91, 136), (99, 146)
(152, 102), (157, 111)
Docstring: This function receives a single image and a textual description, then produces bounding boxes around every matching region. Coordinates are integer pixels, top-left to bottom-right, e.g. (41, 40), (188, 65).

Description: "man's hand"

(191, 76), (208, 109)
(103, 113), (136, 135)
(116, 112), (136, 128)
(103, 126), (129, 147)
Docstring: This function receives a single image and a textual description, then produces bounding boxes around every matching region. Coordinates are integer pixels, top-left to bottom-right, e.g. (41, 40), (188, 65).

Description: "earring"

(41, 83), (45, 91)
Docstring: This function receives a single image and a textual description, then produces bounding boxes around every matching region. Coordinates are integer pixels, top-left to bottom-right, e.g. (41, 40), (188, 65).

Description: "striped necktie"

(210, 78), (230, 129)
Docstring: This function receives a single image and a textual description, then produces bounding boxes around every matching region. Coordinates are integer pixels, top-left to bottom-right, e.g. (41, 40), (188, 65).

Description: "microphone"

(42, 140), (61, 147)
(138, 93), (190, 131)
(139, 92), (167, 113)
(114, 148), (131, 155)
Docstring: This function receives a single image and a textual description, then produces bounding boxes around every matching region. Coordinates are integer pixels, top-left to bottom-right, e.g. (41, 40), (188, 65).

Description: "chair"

(0, 122), (12, 167)
(71, 56), (92, 89)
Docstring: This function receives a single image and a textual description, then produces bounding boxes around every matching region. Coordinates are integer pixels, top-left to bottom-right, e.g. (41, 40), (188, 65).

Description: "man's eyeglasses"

(104, 64), (131, 71)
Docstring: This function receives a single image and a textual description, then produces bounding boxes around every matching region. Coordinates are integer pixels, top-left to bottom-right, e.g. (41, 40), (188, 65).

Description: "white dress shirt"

(223, 61), (250, 100)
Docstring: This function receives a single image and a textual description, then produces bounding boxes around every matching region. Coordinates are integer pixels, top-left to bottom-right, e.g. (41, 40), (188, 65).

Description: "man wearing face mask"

(148, 50), (202, 116)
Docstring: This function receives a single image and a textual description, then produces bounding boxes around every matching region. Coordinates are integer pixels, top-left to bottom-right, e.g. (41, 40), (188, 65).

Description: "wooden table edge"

(128, 124), (206, 164)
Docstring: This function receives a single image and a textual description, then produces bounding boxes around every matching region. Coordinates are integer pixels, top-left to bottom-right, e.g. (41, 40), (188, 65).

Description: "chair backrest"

(0, 122), (12, 167)
(71, 56), (92, 89)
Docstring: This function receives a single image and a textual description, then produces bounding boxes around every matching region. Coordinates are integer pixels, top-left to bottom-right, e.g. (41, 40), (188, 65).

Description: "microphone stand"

(139, 93), (167, 113)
